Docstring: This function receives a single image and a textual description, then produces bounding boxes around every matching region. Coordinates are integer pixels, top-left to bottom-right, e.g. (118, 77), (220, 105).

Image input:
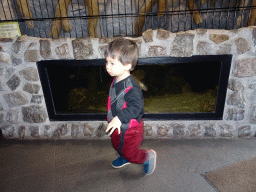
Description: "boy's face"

(106, 56), (131, 78)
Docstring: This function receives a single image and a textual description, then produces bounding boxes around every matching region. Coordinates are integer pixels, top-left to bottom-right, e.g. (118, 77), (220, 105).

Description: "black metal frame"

(37, 55), (232, 121)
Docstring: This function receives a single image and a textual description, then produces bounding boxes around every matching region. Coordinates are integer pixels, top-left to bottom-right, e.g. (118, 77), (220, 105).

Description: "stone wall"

(1, 27), (256, 140)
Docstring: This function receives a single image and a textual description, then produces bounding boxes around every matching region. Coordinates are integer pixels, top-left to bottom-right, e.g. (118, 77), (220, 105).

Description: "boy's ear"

(125, 64), (132, 71)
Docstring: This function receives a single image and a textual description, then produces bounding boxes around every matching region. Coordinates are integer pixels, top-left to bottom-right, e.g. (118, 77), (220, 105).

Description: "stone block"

(11, 35), (29, 54)
(148, 46), (167, 57)
(71, 123), (80, 138)
(196, 41), (210, 55)
(238, 125), (251, 137)
(234, 37), (250, 54)
(0, 78), (4, 91)
(19, 67), (39, 81)
(44, 125), (51, 138)
(142, 29), (154, 43)
(11, 55), (22, 66)
(250, 105), (256, 124)
(0, 52), (10, 63)
(204, 124), (216, 137)
(219, 124), (234, 137)
(6, 108), (19, 123)
(31, 95), (43, 104)
(83, 123), (94, 137)
(227, 91), (245, 108)
(99, 45), (107, 58)
(171, 33), (194, 57)
(210, 34), (229, 44)
(4, 91), (29, 107)
(23, 83), (41, 94)
(249, 83), (256, 91)
(6, 126), (15, 138)
(0, 68), (5, 76)
(144, 124), (153, 136)
(226, 108), (244, 121)
(0, 103), (4, 111)
(28, 42), (37, 49)
(24, 50), (40, 62)
(157, 125), (170, 137)
(30, 126), (39, 138)
(234, 58), (256, 77)
(72, 39), (93, 59)
(253, 28), (256, 48)
(5, 67), (15, 78)
(96, 123), (106, 137)
(156, 29), (171, 40)
(228, 79), (243, 91)
(22, 105), (47, 123)
(188, 124), (203, 137)
(40, 39), (52, 59)
(0, 125), (9, 138)
(1, 126), (15, 138)
(18, 126), (26, 139)
(0, 113), (5, 123)
(249, 91), (256, 103)
(172, 123), (185, 136)
(55, 43), (71, 59)
(7, 74), (20, 91)
(53, 124), (68, 139)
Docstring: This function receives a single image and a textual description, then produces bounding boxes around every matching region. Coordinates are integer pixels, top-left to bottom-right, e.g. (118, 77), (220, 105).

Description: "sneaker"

(144, 150), (157, 175)
(112, 156), (131, 168)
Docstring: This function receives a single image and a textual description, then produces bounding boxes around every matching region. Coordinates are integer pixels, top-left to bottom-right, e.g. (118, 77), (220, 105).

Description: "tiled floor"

(1, 138), (256, 192)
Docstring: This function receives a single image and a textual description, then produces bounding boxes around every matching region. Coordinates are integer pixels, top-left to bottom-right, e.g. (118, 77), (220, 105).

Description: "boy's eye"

(106, 60), (114, 66)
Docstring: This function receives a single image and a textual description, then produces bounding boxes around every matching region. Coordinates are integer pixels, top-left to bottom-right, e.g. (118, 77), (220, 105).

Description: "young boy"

(105, 38), (156, 175)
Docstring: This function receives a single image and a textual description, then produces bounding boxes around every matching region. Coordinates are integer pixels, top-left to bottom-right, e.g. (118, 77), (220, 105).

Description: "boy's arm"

(106, 87), (143, 135)
(117, 87), (144, 124)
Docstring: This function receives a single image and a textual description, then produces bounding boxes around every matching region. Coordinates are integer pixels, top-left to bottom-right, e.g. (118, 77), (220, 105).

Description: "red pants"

(111, 119), (147, 164)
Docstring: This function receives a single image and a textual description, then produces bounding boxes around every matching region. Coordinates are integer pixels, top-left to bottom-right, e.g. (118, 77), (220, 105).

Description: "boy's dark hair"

(105, 38), (139, 71)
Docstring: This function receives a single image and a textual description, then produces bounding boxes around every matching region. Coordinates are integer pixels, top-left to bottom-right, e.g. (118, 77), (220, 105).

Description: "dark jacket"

(107, 75), (144, 131)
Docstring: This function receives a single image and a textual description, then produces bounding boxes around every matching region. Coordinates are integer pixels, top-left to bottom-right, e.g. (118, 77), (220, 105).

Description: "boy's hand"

(106, 116), (122, 135)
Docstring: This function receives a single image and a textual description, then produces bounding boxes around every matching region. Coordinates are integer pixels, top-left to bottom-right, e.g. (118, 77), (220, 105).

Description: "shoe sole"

(112, 162), (131, 169)
(145, 150), (157, 175)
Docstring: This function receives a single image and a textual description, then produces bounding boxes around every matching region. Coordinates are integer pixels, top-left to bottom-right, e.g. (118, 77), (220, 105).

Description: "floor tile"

(53, 140), (114, 168)
(0, 170), (54, 192)
(0, 140), (55, 181)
